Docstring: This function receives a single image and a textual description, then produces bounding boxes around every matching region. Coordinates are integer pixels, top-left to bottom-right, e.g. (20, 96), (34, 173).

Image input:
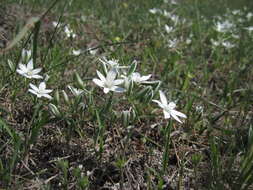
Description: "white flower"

(52, 21), (59, 27)
(165, 24), (173, 33)
(89, 48), (98, 55)
(93, 69), (125, 94)
(245, 26), (253, 32)
(99, 57), (128, 73)
(28, 82), (53, 99)
(68, 85), (83, 96)
(44, 74), (50, 82)
(149, 8), (160, 14)
(168, 39), (178, 48)
(152, 90), (186, 123)
(131, 72), (152, 84)
(170, 0), (178, 4)
(211, 39), (220, 47)
(232, 10), (241, 15)
(170, 14), (179, 24)
(72, 49), (81, 55)
(222, 41), (234, 49)
(186, 38), (192, 44)
(16, 59), (43, 79)
(246, 12), (253, 20)
(215, 20), (234, 33)
(120, 74), (132, 89)
(163, 10), (171, 18)
(64, 26), (76, 38)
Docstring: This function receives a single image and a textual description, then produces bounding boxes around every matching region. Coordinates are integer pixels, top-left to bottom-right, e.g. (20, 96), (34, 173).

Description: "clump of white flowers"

(15, 48), (53, 100)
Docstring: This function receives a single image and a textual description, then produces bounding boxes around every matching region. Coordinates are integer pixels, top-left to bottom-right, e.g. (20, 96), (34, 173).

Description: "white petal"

(24, 74), (32, 78)
(113, 79), (124, 85)
(28, 89), (38, 96)
(39, 82), (46, 90)
(42, 94), (53, 99)
(103, 88), (110, 93)
(31, 68), (42, 74)
(27, 60), (34, 69)
(29, 83), (39, 91)
(132, 72), (141, 78)
(96, 70), (106, 82)
(172, 110), (187, 118)
(171, 112), (183, 123)
(93, 78), (104, 88)
(168, 102), (176, 110)
(152, 100), (164, 108)
(140, 74), (152, 81)
(18, 64), (27, 72)
(17, 69), (25, 75)
(106, 69), (117, 82)
(163, 110), (171, 119)
(111, 86), (125, 93)
(41, 89), (53, 94)
(99, 58), (107, 65)
(31, 74), (43, 79)
(159, 91), (168, 105)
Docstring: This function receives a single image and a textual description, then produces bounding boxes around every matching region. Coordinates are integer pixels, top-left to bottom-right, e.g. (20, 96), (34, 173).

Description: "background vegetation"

(0, 0), (253, 189)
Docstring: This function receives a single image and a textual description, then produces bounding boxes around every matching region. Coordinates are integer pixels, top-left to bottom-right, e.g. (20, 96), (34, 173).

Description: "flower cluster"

(16, 49), (53, 99)
(92, 57), (186, 123)
(15, 49), (186, 123)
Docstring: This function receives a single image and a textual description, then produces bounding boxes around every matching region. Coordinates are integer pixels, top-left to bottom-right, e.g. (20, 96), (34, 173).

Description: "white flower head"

(170, 14), (179, 24)
(245, 26), (253, 32)
(246, 12), (253, 20)
(16, 59), (43, 79)
(28, 82), (53, 99)
(72, 49), (81, 56)
(152, 90), (186, 123)
(68, 85), (83, 96)
(216, 20), (234, 33)
(131, 72), (152, 84)
(64, 25), (76, 38)
(168, 39), (178, 48)
(211, 39), (220, 47)
(165, 24), (173, 34)
(52, 21), (59, 27)
(163, 10), (172, 18)
(100, 58), (119, 67)
(149, 8), (161, 14)
(99, 57), (128, 73)
(93, 68), (125, 94)
(222, 41), (234, 49)
(89, 48), (98, 55)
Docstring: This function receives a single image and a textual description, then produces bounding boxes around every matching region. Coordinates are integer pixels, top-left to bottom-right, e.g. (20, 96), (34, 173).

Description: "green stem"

(162, 120), (172, 174)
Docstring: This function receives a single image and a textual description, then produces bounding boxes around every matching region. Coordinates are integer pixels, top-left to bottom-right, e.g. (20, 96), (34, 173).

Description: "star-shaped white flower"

(16, 59), (43, 79)
(68, 85), (83, 96)
(93, 69), (125, 94)
(131, 72), (152, 84)
(28, 82), (53, 99)
(99, 57), (128, 73)
(152, 90), (186, 123)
